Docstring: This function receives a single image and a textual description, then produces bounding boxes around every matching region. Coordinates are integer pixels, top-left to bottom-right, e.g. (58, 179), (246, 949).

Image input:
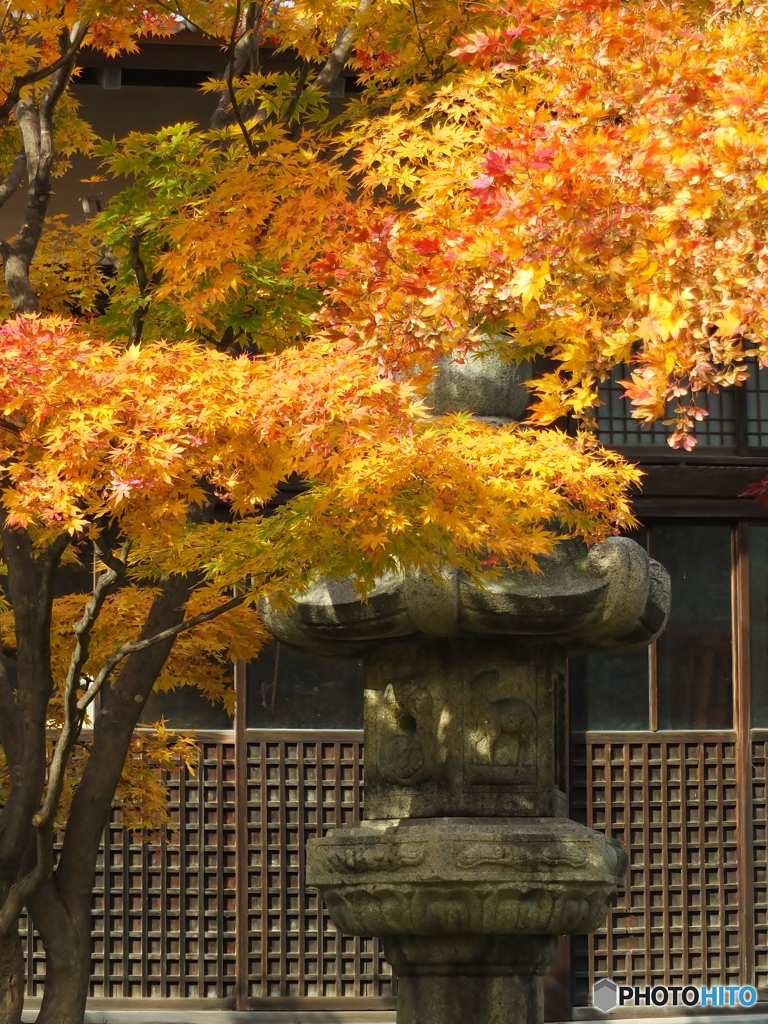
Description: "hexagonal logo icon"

(593, 978), (618, 1012)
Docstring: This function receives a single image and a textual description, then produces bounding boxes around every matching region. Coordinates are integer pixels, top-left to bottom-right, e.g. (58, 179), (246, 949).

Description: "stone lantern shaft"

(262, 351), (671, 1024)
(364, 638), (566, 820)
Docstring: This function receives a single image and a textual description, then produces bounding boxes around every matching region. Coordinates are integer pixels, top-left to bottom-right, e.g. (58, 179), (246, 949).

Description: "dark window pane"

(750, 524), (768, 726)
(654, 524), (733, 729)
(246, 643), (364, 729)
(570, 651), (650, 730)
(596, 365), (737, 447)
(746, 362), (768, 448)
(140, 687), (233, 729)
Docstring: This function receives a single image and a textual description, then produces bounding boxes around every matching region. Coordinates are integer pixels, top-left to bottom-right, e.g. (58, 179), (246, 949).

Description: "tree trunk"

(28, 879), (89, 1024)
(29, 576), (193, 1023)
(0, 882), (24, 1024)
(2, 248), (38, 314)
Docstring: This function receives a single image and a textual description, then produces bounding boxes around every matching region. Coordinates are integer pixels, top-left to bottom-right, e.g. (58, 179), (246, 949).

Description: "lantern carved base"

(307, 816), (626, 1023)
(307, 816), (626, 937)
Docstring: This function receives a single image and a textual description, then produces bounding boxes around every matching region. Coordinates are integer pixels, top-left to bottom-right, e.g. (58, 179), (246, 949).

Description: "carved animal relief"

(465, 669), (537, 784)
(377, 680), (440, 787)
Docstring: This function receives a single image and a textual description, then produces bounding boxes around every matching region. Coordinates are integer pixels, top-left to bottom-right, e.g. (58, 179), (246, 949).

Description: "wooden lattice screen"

(20, 728), (757, 1011)
(752, 733), (768, 991)
(243, 734), (393, 1002)
(22, 739), (239, 1000)
(20, 731), (394, 1009)
(571, 733), (742, 1006)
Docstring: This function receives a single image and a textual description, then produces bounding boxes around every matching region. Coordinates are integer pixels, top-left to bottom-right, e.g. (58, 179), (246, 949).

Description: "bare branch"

(127, 232), (160, 345)
(76, 592), (247, 713)
(0, 825), (53, 933)
(33, 540), (129, 831)
(0, 0), (14, 39)
(283, 60), (311, 125)
(223, 1), (256, 154)
(0, 21), (89, 125)
(210, 1), (279, 135)
(93, 536), (131, 577)
(37, 24), (89, 170)
(409, 0), (432, 70)
(0, 150), (25, 211)
(2, 22), (87, 313)
(148, 0), (207, 35)
(129, 231), (149, 294)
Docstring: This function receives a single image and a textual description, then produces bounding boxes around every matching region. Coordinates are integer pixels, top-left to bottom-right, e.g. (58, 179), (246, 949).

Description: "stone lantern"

(261, 352), (670, 1024)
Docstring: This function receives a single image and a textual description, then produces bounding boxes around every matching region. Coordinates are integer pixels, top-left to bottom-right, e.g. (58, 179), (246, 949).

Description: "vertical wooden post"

(734, 522), (755, 985)
(647, 529), (658, 732)
(234, 659), (249, 1009)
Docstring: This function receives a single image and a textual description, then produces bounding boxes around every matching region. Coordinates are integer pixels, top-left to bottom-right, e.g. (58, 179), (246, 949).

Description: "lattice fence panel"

(20, 902), (44, 996)
(571, 736), (739, 1006)
(753, 738), (768, 988)
(92, 739), (237, 999)
(244, 734), (394, 1000)
(21, 733), (402, 1005)
(21, 739), (236, 1001)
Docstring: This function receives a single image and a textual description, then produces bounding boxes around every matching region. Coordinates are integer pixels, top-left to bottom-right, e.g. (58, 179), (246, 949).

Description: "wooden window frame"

(570, 515), (763, 1012)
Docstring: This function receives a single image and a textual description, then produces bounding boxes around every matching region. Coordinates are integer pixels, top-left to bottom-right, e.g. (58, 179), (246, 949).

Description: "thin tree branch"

(210, 1), (279, 135)
(224, 1), (256, 155)
(37, 24), (88, 168)
(250, 0), (267, 72)
(149, 0), (206, 35)
(129, 231), (149, 294)
(129, 231), (149, 345)
(93, 536), (131, 577)
(283, 60), (311, 125)
(409, 0), (432, 70)
(127, 231), (161, 345)
(0, 21), (89, 125)
(75, 592), (248, 715)
(33, 539), (129, 831)
(3, 23), (86, 312)
(0, 0), (14, 39)
(0, 150), (25, 211)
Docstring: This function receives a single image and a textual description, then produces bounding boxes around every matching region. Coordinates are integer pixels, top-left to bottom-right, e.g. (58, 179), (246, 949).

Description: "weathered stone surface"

(260, 537), (670, 655)
(384, 935), (556, 1024)
(428, 349), (531, 421)
(363, 638), (566, 818)
(307, 817), (626, 938)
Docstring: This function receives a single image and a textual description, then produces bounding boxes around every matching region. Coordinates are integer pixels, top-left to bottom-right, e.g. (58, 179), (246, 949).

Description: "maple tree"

(3, 0), (767, 1021)
(0, 321), (633, 1024)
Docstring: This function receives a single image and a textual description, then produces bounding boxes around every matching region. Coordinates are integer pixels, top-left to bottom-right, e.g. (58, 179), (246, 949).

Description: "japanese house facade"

(13, 35), (768, 1022)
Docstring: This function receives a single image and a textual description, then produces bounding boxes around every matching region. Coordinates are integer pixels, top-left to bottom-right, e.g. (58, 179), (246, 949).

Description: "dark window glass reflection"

(570, 650), (650, 730)
(246, 643), (364, 729)
(141, 687), (233, 729)
(655, 524), (733, 729)
(750, 524), (768, 726)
